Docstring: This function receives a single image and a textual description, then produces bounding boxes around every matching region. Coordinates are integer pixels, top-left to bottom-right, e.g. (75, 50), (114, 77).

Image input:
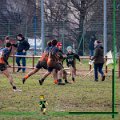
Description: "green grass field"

(0, 61), (120, 120)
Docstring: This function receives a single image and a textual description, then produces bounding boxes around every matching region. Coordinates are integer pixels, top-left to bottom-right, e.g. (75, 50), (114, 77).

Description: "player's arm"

(74, 54), (80, 62)
(39, 102), (42, 107)
(65, 55), (69, 67)
(12, 43), (17, 47)
(46, 101), (48, 105)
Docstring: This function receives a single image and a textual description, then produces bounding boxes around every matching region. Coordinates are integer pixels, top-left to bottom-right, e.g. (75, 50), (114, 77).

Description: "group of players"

(0, 39), (80, 91)
(22, 39), (80, 85)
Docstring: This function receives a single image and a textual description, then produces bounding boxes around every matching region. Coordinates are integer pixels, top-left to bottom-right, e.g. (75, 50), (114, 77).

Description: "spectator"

(91, 40), (105, 82)
(89, 35), (96, 57)
(13, 34), (30, 73)
(4, 36), (13, 52)
(4, 36), (10, 44)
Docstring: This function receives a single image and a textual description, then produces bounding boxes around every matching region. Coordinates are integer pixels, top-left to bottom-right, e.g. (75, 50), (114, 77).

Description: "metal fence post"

(89, 56), (92, 71)
(32, 54), (34, 68)
(105, 56), (108, 73)
(13, 54), (15, 72)
(118, 55), (120, 78)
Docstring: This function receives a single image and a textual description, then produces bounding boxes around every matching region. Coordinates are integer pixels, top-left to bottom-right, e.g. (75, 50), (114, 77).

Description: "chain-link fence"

(0, 0), (119, 55)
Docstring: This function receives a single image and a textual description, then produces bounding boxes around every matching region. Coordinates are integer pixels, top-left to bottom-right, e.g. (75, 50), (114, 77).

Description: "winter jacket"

(92, 44), (104, 64)
(13, 38), (30, 52)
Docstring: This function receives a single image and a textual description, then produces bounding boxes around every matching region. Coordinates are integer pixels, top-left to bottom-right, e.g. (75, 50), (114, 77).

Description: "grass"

(0, 62), (120, 120)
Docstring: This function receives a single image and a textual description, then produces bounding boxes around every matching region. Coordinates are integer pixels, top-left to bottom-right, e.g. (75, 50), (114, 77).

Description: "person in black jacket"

(13, 34), (30, 73)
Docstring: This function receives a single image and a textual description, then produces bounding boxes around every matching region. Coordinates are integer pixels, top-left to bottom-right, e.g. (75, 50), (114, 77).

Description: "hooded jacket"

(13, 38), (30, 52)
(92, 44), (104, 64)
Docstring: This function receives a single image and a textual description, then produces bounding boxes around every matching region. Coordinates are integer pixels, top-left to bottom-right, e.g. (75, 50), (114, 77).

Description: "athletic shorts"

(47, 63), (63, 72)
(36, 61), (47, 69)
(67, 63), (75, 68)
(0, 64), (7, 71)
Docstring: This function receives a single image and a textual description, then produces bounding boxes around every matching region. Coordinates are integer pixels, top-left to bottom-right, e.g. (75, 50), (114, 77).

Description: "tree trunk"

(77, 0), (86, 55)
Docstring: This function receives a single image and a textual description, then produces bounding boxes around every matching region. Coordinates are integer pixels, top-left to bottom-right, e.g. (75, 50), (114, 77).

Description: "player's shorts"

(67, 63), (75, 68)
(36, 61), (47, 69)
(0, 64), (7, 71)
(47, 62), (63, 72)
(63, 69), (67, 75)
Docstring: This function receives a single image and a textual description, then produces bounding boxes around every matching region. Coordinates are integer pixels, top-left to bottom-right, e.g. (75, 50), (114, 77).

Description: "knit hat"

(67, 46), (72, 51)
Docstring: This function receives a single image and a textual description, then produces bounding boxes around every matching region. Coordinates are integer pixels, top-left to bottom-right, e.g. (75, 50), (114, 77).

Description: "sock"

(54, 80), (58, 84)
(24, 75), (29, 79)
(58, 79), (62, 83)
(13, 86), (16, 90)
(41, 78), (45, 82)
(65, 79), (68, 83)
(72, 77), (75, 81)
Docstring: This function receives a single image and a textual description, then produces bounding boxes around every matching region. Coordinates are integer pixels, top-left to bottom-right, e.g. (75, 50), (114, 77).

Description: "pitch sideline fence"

(9, 55), (120, 78)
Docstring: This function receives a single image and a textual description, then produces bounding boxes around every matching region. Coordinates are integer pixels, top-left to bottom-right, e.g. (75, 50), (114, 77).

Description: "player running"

(39, 39), (65, 85)
(22, 41), (51, 84)
(64, 46), (80, 82)
(0, 43), (21, 91)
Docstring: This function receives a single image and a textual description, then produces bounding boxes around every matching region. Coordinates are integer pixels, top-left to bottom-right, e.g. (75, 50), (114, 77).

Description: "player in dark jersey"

(65, 46), (80, 82)
(53, 42), (69, 84)
(0, 43), (21, 91)
(22, 41), (51, 84)
(39, 39), (65, 85)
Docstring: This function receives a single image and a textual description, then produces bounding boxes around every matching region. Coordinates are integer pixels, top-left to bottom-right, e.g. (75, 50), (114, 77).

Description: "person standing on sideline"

(4, 36), (10, 44)
(91, 40), (105, 82)
(89, 35), (96, 57)
(13, 34), (30, 73)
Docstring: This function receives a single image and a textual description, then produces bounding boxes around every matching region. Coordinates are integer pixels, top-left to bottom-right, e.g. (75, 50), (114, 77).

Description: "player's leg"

(71, 67), (76, 82)
(22, 68), (39, 84)
(22, 61), (45, 84)
(2, 69), (17, 90)
(21, 52), (26, 73)
(56, 63), (65, 85)
(16, 52), (22, 72)
(43, 108), (46, 114)
(98, 63), (105, 81)
(94, 64), (98, 81)
(62, 69), (69, 83)
(52, 69), (58, 84)
(39, 71), (51, 85)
